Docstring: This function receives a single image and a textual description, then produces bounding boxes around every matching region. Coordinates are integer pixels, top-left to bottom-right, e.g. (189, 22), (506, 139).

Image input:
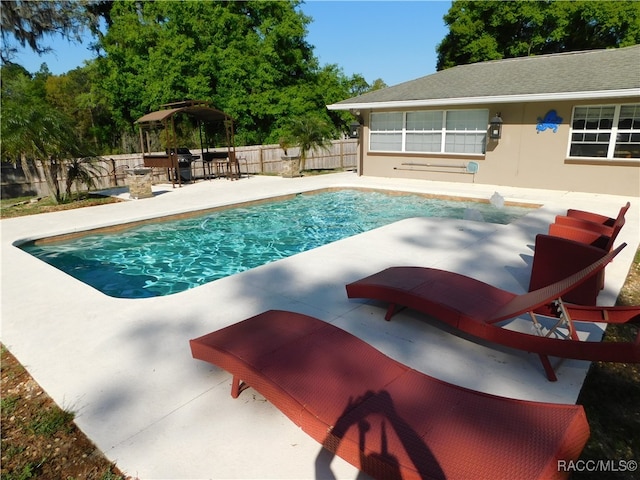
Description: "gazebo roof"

(136, 101), (232, 126)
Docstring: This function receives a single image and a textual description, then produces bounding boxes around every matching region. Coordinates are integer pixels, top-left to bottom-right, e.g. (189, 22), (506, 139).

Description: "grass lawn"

(1, 195), (638, 479)
(574, 247), (640, 480)
(1, 194), (121, 219)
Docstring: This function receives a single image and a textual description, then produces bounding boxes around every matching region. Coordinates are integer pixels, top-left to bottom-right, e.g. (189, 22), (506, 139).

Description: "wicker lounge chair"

(529, 237), (640, 323)
(548, 223), (614, 251)
(549, 201), (629, 252)
(529, 234), (611, 305)
(190, 310), (590, 480)
(528, 234), (640, 311)
(346, 241), (639, 381)
(548, 201), (630, 252)
(566, 201), (630, 228)
(546, 203), (630, 293)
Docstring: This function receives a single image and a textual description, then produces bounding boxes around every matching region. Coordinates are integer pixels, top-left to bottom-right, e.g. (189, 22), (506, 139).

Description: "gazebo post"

(138, 127), (145, 156)
(169, 116), (181, 187)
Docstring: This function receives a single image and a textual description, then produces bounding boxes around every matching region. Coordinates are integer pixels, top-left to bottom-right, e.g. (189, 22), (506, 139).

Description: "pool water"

(22, 189), (532, 298)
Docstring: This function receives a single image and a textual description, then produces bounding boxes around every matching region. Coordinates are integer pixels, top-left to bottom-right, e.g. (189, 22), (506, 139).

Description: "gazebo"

(135, 100), (238, 187)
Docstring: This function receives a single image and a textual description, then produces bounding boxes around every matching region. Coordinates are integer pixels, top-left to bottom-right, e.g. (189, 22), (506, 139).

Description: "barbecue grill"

(170, 147), (197, 181)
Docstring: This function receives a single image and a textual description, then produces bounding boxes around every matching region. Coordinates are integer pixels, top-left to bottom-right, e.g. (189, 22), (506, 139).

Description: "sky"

(7, 0), (452, 87)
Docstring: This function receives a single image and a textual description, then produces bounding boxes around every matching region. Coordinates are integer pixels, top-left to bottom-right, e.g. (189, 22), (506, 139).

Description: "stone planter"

(127, 168), (153, 199)
(281, 155), (301, 178)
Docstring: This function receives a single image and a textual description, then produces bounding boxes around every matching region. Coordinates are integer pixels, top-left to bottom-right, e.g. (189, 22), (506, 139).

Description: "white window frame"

(369, 109), (488, 155)
(568, 103), (640, 160)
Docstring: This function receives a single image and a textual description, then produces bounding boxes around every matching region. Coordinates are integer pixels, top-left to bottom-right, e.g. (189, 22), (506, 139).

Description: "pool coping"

(21, 186), (541, 246)
(1, 172), (638, 479)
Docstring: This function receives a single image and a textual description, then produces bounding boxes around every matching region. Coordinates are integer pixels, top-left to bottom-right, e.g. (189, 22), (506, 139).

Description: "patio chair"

(546, 201), (629, 293)
(548, 223), (614, 251)
(529, 234), (611, 305)
(548, 202), (628, 253)
(346, 241), (639, 381)
(553, 215), (624, 240)
(566, 201), (631, 227)
(190, 310), (590, 480)
(227, 150), (241, 180)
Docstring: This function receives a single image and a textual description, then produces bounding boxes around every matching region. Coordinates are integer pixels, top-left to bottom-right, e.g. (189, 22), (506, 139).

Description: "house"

(328, 45), (640, 196)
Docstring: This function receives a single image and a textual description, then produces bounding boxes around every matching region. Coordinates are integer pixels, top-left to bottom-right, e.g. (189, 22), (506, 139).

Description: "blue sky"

(8, 0), (452, 87)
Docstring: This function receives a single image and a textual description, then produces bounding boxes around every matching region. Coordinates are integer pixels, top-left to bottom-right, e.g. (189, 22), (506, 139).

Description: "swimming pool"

(22, 189), (533, 298)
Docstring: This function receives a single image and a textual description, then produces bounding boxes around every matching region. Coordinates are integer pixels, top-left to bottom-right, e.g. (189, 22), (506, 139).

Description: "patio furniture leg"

(554, 299), (579, 341)
(231, 376), (248, 398)
(538, 354), (558, 382)
(385, 303), (404, 321)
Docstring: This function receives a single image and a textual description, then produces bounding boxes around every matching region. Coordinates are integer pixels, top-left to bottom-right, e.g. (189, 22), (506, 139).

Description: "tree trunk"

(19, 153), (34, 183)
(41, 157), (63, 204)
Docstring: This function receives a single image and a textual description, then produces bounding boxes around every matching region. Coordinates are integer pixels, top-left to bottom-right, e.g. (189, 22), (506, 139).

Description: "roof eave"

(327, 88), (640, 111)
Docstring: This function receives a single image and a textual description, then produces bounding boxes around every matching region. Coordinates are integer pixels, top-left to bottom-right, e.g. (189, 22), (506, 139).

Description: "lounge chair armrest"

(548, 223), (611, 251)
(566, 208), (614, 226)
(554, 216), (615, 236)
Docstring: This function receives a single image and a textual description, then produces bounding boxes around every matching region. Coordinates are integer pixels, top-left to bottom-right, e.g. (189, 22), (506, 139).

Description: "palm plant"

(281, 115), (334, 172)
(64, 157), (105, 199)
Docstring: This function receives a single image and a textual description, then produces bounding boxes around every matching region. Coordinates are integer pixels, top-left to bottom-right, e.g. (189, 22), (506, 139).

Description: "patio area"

(1, 172), (638, 479)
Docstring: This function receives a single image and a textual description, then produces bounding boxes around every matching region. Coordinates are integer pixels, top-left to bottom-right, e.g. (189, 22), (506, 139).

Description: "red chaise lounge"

(190, 310), (590, 480)
(564, 201), (630, 230)
(529, 234), (636, 309)
(544, 202), (630, 293)
(552, 201), (630, 248)
(346, 241), (639, 381)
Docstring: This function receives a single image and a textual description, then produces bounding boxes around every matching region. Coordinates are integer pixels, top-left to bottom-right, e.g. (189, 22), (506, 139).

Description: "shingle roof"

(329, 45), (640, 109)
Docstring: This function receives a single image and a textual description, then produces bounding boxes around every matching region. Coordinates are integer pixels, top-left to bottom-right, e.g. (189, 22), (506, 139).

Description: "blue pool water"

(22, 189), (532, 298)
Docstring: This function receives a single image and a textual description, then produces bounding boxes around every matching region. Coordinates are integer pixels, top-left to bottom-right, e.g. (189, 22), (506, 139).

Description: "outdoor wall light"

(349, 121), (361, 138)
(489, 113), (503, 140)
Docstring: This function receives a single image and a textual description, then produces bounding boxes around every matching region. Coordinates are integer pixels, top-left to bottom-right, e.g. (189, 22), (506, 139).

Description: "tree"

(280, 115), (334, 171)
(1, 0), (88, 62)
(369, 78), (388, 92)
(436, 1), (640, 70)
(95, 1), (313, 143)
(45, 64), (117, 152)
(64, 156), (105, 198)
(94, 0), (367, 148)
(1, 65), (99, 203)
(2, 0), (383, 159)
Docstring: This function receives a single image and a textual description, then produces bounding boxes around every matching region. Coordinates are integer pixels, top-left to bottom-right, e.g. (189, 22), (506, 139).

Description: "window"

(369, 112), (402, 151)
(370, 109), (488, 154)
(406, 111), (442, 152)
(569, 104), (640, 159)
(615, 105), (640, 158)
(444, 110), (488, 154)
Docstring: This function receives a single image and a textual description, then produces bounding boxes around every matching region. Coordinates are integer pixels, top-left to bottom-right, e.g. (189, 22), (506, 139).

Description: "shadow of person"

(358, 419), (401, 480)
(315, 390), (444, 480)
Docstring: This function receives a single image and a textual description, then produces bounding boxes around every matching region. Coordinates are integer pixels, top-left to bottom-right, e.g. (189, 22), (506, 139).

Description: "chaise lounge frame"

(346, 242), (639, 381)
(190, 310), (590, 480)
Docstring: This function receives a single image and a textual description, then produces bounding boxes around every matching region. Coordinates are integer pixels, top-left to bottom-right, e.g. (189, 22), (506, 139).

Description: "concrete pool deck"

(1, 172), (638, 479)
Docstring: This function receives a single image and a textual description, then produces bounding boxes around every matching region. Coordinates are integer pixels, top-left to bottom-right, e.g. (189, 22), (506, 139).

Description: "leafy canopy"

(96, 0), (357, 146)
(437, 0), (640, 70)
(1, 64), (101, 203)
(279, 114), (333, 170)
(0, 0), (97, 63)
(2, 0), (382, 154)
